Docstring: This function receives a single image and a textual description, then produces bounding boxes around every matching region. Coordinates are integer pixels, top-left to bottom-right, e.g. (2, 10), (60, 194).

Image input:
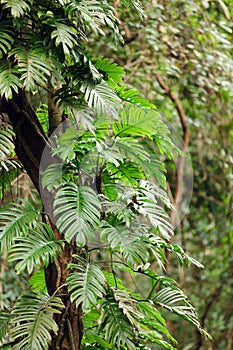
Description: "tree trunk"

(0, 89), (83, 350)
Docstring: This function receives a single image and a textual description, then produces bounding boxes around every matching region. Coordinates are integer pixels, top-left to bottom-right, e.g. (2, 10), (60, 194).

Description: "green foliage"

(54, 183), (101, 246)
(154, 287), (208, 336)
(111, 82), (157, 110)
(0, 122), (20, 197)
(0, 26), (14, 58)
(0, 310), (11, 341)
(8, 223), (63, 274)
(1, 0), (31, 17)
(29, 271), (47, 293)
(67, 255), (106, 312)
(0, 65), (21, 99)
(81, 82), (121, 118)
(121, 0), (146, 19)
(9, 47), (52, 92)
(41, 163), (64, 191)
(93, 57), (125, 83)
(0, 199), (40, 252)
(113, 105), (163, 138)
(0, 124), (14, 166)
(101, 221), (149, 266)
(36, 104), (49, 134)
(100, 289), (136, 349)
(8, 292), (63, 350)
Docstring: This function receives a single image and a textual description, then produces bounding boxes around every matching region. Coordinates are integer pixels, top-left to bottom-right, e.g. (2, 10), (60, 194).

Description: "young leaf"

(29, 270), (47, 292)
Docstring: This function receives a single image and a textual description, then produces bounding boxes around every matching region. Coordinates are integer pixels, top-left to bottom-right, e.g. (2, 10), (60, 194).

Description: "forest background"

(0, 0), (232, 350)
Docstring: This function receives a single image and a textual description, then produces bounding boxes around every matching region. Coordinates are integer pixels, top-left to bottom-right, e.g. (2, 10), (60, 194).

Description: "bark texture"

(0, 89), (83, 350)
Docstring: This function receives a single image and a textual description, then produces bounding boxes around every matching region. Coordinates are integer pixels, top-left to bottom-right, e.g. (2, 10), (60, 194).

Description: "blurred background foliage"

(0, 0), (232, 349)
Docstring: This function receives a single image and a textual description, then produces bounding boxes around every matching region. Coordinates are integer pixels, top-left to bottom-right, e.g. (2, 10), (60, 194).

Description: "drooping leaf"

(50, 22), (78, 56)
(0, 64), (22, 99)
(10, 46), (52, 92)
(0, 27), (14, 58)
(0, 123), (15, 166)
(153, 287), (210, 338)
(101, 221), (148, 266)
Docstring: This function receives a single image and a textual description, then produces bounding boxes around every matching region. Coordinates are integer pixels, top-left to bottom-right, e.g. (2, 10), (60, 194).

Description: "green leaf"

(83, 333), (112, 349)
(93, 57), (125, 83)
(100, 288), (136, 349)
(1, 0), (31, 17)
(50, 23), (77, 55)
(136, 181), (174, 239)
(106, 161), (144, 187)
(36, 104), (49, 134)
(101, 169), (118, 201)
(67, 255), (106, 312)
(0, 27), (14, 58)
(110, 82), (156, 109)
(54, 183), (101, 246)
(153, 287), (211, 338)
(0, 199), (40, 252)
(8, 223), (63, 274)
(0, 309), (11, 341)
(81, 81), (121, 118)
(0, 124), (14, 162)
(0, 64), (22, 99)
(113, 104), (162, 138)
(74, 1), (119, 38)
(10, 46), (52, 92)
(101, 221), (148, 266)
(11, 292), (64, 350)
(29, 270), (47, 293)
(121, 0), (146, 19)
(41, 163), (64, 190)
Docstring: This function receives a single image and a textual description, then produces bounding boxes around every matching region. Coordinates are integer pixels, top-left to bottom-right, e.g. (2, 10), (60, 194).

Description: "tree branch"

(155, 73), (190, 224)
(155, 73), (189, 136)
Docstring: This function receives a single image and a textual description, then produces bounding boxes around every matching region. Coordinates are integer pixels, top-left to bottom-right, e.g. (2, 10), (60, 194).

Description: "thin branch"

(155, 73), (190, 224)
(155, 74), (191, 273)
(113, 0), (138, 43)
(155, 73), (188, 136)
